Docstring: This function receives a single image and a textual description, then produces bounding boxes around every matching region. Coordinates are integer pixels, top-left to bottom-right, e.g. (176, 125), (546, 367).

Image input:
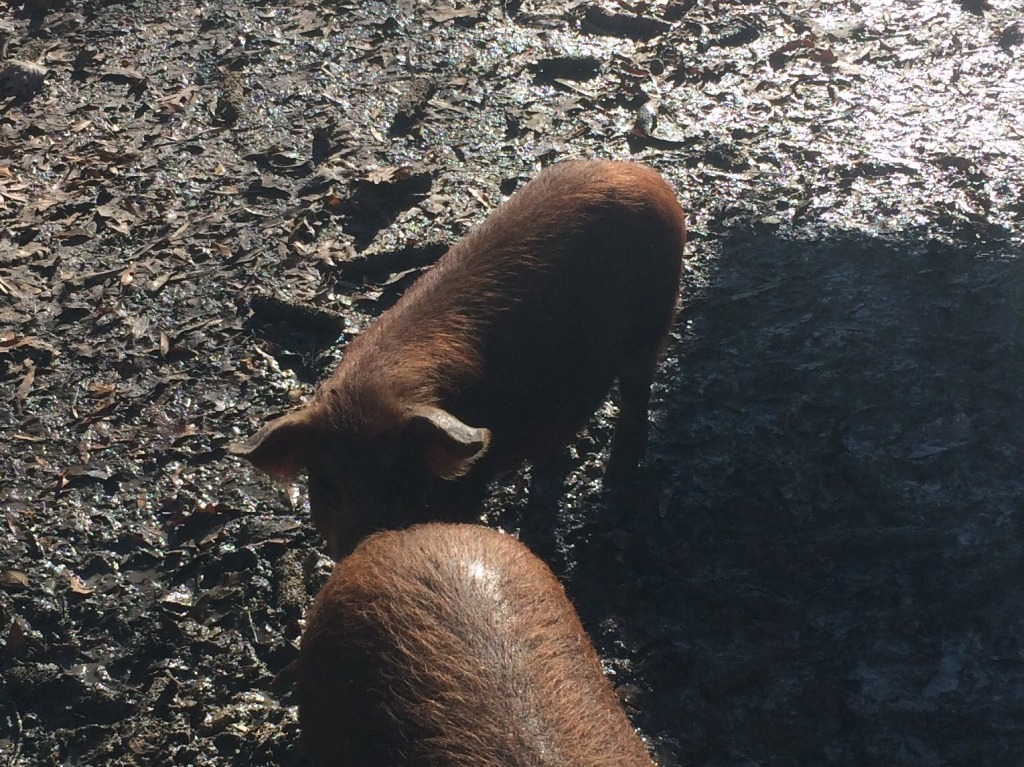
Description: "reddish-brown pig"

(231, 160), (685, 558)
(298, 523), (657, 767)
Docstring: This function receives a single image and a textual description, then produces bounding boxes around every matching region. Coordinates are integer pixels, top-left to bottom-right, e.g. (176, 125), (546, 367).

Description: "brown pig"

(231, 160), (685, 558)
(298, 523), (657, 767)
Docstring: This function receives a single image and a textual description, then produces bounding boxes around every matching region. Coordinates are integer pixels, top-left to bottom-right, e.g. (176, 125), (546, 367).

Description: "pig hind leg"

(604, 349), (660, 484)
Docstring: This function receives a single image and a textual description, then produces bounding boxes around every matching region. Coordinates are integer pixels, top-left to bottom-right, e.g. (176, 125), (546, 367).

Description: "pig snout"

(298, 523), (657, 767)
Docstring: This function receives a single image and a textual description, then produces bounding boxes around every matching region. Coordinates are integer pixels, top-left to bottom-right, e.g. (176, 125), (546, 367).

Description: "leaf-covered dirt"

(1, 0), (1023, 765)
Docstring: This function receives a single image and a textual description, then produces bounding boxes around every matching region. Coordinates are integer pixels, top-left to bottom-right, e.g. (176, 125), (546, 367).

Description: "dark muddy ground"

(2, 1), (1023, 765)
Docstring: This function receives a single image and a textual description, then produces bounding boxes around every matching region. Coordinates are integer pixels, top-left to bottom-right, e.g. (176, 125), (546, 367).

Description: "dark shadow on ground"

(561, 230), (1024, 766)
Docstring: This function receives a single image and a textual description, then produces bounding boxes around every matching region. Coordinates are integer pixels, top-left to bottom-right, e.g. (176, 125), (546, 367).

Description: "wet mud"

(2, 1), (1023, 765)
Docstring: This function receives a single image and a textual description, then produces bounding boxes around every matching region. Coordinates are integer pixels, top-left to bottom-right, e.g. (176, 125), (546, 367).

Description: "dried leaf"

(16, 362), (35, 401)
(424, 4), (481, 24)
(69, 574), (95, 595)
(1, 570), (30, 589)
(0, 60), (46, 98)
(156, 85), (199, 114)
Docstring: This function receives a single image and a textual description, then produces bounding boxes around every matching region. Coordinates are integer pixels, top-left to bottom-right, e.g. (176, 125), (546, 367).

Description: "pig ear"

(405, 406), (490, 480)
(228, 409), (313, 479)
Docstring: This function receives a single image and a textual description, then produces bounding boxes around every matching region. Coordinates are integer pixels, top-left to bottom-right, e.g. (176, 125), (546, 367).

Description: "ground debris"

(1, 0), (1023, 765)
(0, 59), (45, 97)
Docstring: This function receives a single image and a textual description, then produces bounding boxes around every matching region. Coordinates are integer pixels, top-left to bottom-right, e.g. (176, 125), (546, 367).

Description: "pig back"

(298, 523), (656, 767)
(343, 160), (686, 466)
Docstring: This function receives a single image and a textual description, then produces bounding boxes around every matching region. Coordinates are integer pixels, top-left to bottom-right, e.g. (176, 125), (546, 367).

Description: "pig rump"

(298, 523), (656, 767)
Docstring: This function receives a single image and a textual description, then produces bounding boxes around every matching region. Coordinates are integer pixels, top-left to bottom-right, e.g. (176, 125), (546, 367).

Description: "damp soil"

(2, 1), (1023, 765)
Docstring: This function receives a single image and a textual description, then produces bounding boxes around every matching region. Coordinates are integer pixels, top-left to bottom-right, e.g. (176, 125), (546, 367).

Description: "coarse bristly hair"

(298, 524), (658, 767)
(232, 160), (685, 559)
(303, 160), (685, 473)
(315, 160), (684, 416)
